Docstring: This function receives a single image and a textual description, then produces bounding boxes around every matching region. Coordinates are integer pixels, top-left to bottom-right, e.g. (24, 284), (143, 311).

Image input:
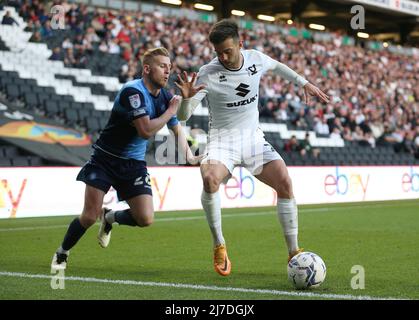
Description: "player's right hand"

(175, 71), (206, 99)
(168, 95), (182, 116)
(303, 83), (330, 105)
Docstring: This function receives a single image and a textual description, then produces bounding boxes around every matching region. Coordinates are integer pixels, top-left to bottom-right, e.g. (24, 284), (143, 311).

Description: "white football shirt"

(195, 49), (307, 138)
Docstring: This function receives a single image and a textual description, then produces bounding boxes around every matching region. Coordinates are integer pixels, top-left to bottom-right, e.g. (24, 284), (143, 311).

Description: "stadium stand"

(0, 0), (418, 167)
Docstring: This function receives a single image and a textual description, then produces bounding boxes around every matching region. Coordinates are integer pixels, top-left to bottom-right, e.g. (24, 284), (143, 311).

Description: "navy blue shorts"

(76, 148), (152, 201)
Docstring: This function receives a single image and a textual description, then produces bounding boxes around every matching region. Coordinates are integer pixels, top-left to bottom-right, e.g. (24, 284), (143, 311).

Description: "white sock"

(277, 198), (299, 254)
(201, 190), (225, 246)
(57, 246), (69, 255)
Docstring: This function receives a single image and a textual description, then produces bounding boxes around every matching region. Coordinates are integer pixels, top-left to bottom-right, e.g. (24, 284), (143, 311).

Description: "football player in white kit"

(176, 19), (329, 276)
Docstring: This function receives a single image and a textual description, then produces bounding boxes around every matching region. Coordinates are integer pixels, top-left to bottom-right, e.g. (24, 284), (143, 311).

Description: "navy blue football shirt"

(94, 78), (178, 161)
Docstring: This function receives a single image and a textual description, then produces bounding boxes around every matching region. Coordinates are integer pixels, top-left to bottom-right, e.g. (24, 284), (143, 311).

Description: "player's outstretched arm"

(272, 61), (329, 105)
(175, 71), (207, 121)
(133, 95), (181, 139)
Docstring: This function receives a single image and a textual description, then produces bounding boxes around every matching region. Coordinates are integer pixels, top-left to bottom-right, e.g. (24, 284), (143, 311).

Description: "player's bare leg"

(126, 194), (154, 227)
(254, 159), (303, 261)
(52, 185), (106, 270)
(98, 194), (154, 248)
(200, 161), (232, 276)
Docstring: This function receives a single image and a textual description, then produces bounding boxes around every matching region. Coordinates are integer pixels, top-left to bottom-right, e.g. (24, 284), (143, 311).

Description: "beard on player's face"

(150, 72), (168, 88)
(146, 67), (169, 89)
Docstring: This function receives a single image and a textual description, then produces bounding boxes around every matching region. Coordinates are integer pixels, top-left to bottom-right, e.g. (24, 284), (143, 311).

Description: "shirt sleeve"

(257, 50), (308, 87)
(119, 87), (149, 121)
(167, 115), (179, 128)
(196, 66), (208, 87)
(258, 50), (280, 73)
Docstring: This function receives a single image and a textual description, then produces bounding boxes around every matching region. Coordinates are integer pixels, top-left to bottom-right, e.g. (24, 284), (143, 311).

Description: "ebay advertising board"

(0, 166), (418, 219)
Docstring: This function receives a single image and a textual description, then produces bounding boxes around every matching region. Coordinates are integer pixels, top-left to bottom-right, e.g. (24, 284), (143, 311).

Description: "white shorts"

(201, 130), (282, 178)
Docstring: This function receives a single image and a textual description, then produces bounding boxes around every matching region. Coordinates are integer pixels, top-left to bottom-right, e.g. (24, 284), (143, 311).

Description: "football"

(287, 252), (326, 290)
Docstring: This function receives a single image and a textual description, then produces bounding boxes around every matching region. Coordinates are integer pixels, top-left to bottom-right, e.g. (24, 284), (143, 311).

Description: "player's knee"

(80, 204), (102, 227)
(136, 216), (153, 227)
(202, 172), (221, 193)
(79, 213), (98, 228)
(132, 211), (154, 227)
(276, 176), (293, 198)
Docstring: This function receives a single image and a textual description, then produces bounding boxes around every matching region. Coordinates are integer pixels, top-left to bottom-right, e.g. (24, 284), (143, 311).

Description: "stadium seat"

(58, 101), (71, 111)
(64, 109), (79, 125)
(43, 87), (56, 95)
(44, 101), (59, 116)
(98, 118), (108, 129)
(1, 145), (18, 157)
(23, 92), (39, 108)
(0, 158), (11, 167)
(11, 156), (30, 166)
(5, 84), (19, 100)
(28, 156), (43, 166)
(71, 102), (84, 110)
(0, 77), (13, 89)
(24, 79), (37, 87)
(83, 102), (95, 110)
(19, 85), (32, 95)
(37, 93), (50, 105)
(85, 118), (101, 133)
(77, 109), (91, 122)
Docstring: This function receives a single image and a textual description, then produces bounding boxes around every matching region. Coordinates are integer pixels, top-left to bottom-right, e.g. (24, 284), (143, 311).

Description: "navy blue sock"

(61, 218), (87, 251)
(115, 209), (137, 226)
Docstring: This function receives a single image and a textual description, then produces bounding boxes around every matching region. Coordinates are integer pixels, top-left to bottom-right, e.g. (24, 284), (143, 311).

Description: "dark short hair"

(209, 19), (239, 45)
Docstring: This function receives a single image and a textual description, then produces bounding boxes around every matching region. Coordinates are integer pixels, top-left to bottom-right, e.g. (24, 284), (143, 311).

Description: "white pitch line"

(0, 201), (416, 232)
(0, 211), (275, 232)
(0, 209), (320, 231)
(0, 271), (406, 300)
(0, 224), (71, 232)
(156, 210), (274, 222)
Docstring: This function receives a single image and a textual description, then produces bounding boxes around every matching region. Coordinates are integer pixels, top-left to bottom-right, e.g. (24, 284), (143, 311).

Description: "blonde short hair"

(142, 47), (170, 66)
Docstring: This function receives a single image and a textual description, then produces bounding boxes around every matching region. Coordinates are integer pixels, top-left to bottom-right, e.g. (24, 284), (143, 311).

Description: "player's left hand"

(175, 71), (206, 99)
(303, 83), (330, 105)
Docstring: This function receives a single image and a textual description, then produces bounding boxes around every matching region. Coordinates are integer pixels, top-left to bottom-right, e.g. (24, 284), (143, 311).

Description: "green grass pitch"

(0, 199), (418, 300)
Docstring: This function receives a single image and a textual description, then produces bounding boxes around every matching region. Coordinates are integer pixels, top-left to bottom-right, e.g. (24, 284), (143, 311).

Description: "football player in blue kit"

(51, 47), (200, 270)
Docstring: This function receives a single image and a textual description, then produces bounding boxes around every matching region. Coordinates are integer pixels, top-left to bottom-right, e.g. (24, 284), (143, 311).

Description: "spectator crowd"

(3, 0), (419, 159)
